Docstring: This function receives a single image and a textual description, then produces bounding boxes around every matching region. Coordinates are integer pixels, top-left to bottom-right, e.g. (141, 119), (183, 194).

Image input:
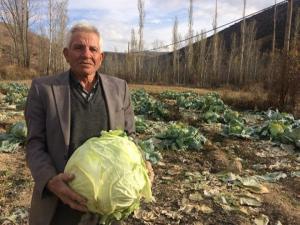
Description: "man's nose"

(81, 47), (92, 57)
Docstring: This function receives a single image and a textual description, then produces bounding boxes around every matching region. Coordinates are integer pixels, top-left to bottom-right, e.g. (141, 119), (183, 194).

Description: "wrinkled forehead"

(70, 31), (100, 45)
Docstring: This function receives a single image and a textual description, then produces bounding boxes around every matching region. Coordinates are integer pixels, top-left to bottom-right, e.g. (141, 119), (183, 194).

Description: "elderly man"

(25, 22), (153, 225)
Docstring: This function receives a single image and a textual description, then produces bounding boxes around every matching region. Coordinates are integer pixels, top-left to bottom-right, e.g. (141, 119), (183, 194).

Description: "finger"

(61, 196), (88, 212)
(65, 187), (87, 205)
(60, 173), (75, 182)
(55, 178), (87, 206)
(47, 174), (67, 193)
(69, 200), (89, 212)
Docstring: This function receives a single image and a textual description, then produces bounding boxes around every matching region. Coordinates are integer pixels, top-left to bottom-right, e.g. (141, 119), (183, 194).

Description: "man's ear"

(99, 52), (104, 65)
(63, 48), (69, 62)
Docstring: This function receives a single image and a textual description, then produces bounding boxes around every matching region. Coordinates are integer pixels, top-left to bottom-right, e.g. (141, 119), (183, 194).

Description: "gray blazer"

(24, 71), (135, 225)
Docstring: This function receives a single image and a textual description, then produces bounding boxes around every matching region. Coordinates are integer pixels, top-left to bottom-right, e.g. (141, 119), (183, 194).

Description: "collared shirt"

(69, 71), (100, 102)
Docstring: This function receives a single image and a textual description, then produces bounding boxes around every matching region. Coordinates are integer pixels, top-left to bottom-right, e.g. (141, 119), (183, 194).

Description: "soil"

(124, 136), (300, 225)
(1, 135), (299, 225)
(0, 84), (299, 225)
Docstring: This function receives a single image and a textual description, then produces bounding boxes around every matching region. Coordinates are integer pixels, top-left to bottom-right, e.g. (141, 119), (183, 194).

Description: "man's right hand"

(47, 173), (88, 212)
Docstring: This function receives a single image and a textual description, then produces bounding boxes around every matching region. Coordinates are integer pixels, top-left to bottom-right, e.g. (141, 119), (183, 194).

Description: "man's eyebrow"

(73, 43), (84, 45)
(72, 43), (97, 47)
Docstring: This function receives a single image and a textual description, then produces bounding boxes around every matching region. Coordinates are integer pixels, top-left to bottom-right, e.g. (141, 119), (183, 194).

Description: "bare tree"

(244, 21), (258, 83)
(37, 24), (48, 74)
(239, 0), (246, 85)
(46, 0), (53, 74)
(0, 0), (31, 67)
(45, 0), (68, 75)
(291, 8), (300, 50)
(212, 0), (219, 85)
(172, 16), (180, 84)
(196, 30), (208, 86)
(227, 33), (237, 84)
(149, 40), (164, 83)
(284, 0), (293, 52)
(19, 0), (30, 67)
(278, 0), (294, 107)
(272, 0), (277, 55)
(52, 0), (68, 73)
(138, 0), (145, 52)
(269, 0), (278, 88)
(186, 0), (194, 83)
(129, 28), (138, 81)
(137, 0), (145, 81)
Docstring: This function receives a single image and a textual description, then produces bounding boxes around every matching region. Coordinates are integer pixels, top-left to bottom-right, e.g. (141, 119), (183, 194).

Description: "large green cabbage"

(65, 130), (153, 224)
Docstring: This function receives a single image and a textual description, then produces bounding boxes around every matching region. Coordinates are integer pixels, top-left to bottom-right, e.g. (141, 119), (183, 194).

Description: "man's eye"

(73, 46), (83, 50)
(90, 48), (98, 52)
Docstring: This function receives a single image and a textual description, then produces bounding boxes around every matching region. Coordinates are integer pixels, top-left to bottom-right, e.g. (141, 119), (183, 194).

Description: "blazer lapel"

(52, 72), (71, 147)
(100, 74), (115, 130)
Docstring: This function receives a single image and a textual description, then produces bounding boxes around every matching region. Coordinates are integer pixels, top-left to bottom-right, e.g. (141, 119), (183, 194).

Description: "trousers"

(50, 202), (123, 225)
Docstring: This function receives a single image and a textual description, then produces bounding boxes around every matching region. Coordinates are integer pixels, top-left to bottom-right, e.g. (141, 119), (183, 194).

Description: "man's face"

(63, 31), (104, 77)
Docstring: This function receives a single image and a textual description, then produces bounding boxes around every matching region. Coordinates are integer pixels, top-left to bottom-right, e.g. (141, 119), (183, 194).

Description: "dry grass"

(130, 84), (213, 95)
(130, 83), (270, 112)
(0, 65), (38, 80)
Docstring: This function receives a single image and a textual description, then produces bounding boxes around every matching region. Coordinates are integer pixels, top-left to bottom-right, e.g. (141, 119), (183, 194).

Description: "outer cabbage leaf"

(281, 127), (300, 148)
(9, 121), (27, 139)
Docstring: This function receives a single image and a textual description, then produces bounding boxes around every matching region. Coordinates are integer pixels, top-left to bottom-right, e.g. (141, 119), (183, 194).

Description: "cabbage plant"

(10, 121), (27, 139)
(65, 130), (153, 224)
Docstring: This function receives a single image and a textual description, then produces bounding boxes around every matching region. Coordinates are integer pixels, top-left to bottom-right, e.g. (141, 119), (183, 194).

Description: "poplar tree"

(172, 16), (180, 84)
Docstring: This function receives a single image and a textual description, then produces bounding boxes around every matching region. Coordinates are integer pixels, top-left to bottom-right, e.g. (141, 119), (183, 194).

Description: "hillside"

(100, 0), (300, 75)
(0, 23), (48, 71)
(0, 23), (13, 66)
(216, 0), (300, 51)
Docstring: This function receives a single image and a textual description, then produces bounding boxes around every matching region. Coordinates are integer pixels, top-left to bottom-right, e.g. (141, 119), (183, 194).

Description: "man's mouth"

(80, 62), (93, 65)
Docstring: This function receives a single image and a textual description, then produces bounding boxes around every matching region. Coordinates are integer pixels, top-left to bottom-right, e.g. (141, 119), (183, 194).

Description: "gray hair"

(64, 22), (103, 52)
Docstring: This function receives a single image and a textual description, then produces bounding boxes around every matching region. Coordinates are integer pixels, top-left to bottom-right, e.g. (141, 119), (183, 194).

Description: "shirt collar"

(69, 71), (100, 93)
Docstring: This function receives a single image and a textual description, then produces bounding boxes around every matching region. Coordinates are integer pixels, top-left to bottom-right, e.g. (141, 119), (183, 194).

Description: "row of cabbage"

(131, 89), (300, 152)
(0, 83), (299, 159)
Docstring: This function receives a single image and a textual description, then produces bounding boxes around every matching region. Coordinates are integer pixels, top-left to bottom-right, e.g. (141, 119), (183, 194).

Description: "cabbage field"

(0, 82), (299, 225)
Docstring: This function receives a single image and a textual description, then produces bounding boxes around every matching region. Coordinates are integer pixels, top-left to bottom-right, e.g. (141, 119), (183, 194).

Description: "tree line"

(0, 0), (68, 75)
(0, 0), (299, 110)
(101, 0), (300, 111)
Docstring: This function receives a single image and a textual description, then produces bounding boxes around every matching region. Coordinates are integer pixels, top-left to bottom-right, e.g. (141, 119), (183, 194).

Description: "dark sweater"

(68, 77), (108, 157)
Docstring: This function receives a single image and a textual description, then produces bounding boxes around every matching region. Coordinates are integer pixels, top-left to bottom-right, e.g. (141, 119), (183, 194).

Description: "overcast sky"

(67, 0), (285, 52)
